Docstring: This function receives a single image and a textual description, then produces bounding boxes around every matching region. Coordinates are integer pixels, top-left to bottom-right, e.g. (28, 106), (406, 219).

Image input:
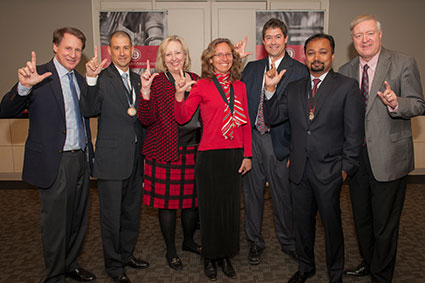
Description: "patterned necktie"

(67, 72), (86, 149)
(312, 78), (321, 97)
(360, 64), (369, 107)
(122, 72), (133, 104)
(256, 86), (269, 135)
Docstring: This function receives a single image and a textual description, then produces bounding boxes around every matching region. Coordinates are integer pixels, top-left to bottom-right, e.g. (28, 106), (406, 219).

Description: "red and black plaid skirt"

(143, 146), (198, 209)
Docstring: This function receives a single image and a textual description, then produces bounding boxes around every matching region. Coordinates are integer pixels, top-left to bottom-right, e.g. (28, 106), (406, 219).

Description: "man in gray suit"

(80, 31), (149, 283)
(339, 15), (425, 282)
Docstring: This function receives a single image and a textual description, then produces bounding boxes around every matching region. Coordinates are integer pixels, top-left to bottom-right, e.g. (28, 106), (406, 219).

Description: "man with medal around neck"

(80, 30), (148, 283)
(264, 34), (364, 283)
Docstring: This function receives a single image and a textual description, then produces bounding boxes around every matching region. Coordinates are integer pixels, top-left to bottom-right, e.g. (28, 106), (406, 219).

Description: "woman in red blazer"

(175, 38), (252, 280)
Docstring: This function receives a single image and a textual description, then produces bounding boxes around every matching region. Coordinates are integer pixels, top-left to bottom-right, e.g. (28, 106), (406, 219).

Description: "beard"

(310, 61), (324, 72)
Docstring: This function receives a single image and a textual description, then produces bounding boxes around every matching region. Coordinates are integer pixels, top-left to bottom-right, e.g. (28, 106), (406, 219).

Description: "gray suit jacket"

(80, 64), (144, 180)
(339, 47), (425, 182)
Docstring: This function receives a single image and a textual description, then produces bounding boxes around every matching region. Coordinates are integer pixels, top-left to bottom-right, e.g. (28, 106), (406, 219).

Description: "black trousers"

(196, 149), (242, 259)
(39, 150), (90, 283)
(98, 146), (143, 277)
(348, 146), (407, 283)
(292, 160), (344, 283)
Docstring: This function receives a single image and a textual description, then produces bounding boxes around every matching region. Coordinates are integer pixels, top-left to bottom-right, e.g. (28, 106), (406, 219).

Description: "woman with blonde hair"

(138, 35), (201, 271)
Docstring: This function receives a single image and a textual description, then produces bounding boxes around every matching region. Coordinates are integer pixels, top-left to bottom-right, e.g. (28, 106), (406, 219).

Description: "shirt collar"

(53, 57), (71, 78)
(114, 64), (130, 78)
(268, 53), (285, 70)
(359, 48), (381, 72)
(310, 71), (329, 83)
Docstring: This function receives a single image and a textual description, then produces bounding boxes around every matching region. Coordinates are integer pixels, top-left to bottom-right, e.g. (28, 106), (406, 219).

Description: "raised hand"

(234, 36), (252, 59)
(86, 46), (108, 78)
(175, 69), (196, 102)
(377, 81), (398, 109)
(264, 59), (286, 92)
(18, 51), (52, 88)
(140, 59), (159, 100)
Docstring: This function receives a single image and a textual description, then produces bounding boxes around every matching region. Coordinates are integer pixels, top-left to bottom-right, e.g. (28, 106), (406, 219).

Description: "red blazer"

(138, 72), (199, 161)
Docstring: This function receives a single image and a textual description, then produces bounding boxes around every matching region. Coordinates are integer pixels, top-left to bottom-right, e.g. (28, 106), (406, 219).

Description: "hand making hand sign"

(264, 58), (286, 92)
(18, 51), (52, 88)
(175, 68), (196, 102)
(140, 59), (159, 100)
(85, 46), (108, 78)
(377, 81), (398, 109)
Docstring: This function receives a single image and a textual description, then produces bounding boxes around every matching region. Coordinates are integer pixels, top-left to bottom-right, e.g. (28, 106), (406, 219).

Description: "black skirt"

(195, 148), (243, 259)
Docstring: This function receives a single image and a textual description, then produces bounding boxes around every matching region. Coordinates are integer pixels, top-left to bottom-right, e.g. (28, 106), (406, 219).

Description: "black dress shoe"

(167, 256), (184, 270)
(281, 248), (299, 262)
(66, 267), (96, 282)
(218, 257), (236, 279)
(182, 242), (202, 255)
(111, 273), (131, 283)
(248, 244), (263, 265)
(125, 256), (150, 269)
(288, 270), (315, 283)
(345, 261), (370, 276)
(204, 258), (217, 281)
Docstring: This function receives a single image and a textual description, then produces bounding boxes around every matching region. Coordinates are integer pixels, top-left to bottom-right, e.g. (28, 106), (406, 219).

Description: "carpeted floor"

(0, 182), (424, 282)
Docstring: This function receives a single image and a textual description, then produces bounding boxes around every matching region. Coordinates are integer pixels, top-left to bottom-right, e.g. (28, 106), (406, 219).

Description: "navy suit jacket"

(241, 52), (309, 160)
(80, 64), (145, 180)
(264, 70), (365, 184)
(0, 59), (93, 188)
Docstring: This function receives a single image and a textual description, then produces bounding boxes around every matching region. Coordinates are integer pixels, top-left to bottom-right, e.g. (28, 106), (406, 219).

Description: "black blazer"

(80, 64), (145, 180)
(241, 53), (309, 160)
(264, 70), (365, 184)
(0, 59), (92, 188)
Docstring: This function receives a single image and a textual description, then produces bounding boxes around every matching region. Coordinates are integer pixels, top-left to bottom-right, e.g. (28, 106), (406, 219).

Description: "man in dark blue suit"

(0, 27), (95, 283)
(264, 34), (364, 283)
(240, 18), (308, 265)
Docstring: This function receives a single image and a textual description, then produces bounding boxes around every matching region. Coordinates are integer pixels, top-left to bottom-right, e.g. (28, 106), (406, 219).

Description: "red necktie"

(312, 78), (321, 97)
(360, 64), (369, 107)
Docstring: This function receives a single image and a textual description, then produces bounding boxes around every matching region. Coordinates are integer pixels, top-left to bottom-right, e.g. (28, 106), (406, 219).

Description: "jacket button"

(58, 150), (62, 153)
(307, 130), (311, 135)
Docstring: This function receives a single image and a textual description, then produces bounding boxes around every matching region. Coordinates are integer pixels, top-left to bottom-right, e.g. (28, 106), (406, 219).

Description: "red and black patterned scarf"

(215, 71), (247, 139)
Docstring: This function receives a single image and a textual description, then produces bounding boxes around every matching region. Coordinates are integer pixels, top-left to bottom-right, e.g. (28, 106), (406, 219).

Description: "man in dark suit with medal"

(264, 34), (364, 283)
(239, 18), (309, 266)
(0, 27), (95, 283)
(80, 30), (148, 283)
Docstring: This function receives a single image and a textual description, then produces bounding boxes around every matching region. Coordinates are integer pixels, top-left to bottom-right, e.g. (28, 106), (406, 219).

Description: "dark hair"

(53, 27), (86, 50)
(262, 18), (288, 39)
(304, 33), (335, 54)
(201, 38), (241, 82)
(109, 30), (133, 46)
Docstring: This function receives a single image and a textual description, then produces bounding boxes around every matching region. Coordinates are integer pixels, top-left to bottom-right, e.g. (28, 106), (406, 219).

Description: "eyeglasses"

(214, 53), (233, 59)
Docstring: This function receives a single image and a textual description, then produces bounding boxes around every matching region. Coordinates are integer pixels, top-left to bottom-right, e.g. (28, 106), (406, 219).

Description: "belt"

(62, 149), (83, 153)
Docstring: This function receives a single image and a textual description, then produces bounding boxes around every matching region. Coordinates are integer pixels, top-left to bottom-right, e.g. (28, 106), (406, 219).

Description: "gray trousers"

(242, 129), (295, 251)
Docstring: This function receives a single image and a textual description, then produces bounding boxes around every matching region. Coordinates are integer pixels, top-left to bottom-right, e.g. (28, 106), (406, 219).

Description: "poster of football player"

(256, 11), (324, 63)
(99, 11), (168, 74)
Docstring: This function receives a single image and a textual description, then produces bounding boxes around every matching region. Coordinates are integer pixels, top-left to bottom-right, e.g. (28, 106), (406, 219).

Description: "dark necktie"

(256, 86), (269, 135)
(67, 72), (86, 149)
(312, 78), (321, 97)
(360, 64), (369, 107)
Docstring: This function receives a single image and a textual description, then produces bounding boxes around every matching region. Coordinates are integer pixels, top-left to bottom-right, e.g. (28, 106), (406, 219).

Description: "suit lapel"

(367, 48), (390, 116)
(46, 60), (66, 119)
(130, 71), (141, 107)
(275, 52), (293, 98)
(311, 70), (336, 120)
(107, 65), (131, 110)
(300, 78), (310, 122)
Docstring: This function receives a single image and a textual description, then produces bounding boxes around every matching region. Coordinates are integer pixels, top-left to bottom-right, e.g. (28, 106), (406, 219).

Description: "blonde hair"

(201, 38), (241, 82)
(350, 15), (382, 33)
(155, 35), (191, 72)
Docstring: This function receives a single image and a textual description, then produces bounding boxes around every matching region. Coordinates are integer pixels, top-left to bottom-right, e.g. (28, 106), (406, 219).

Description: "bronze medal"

(309, 110), (314, 121)
(127, 107), (137, 116)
